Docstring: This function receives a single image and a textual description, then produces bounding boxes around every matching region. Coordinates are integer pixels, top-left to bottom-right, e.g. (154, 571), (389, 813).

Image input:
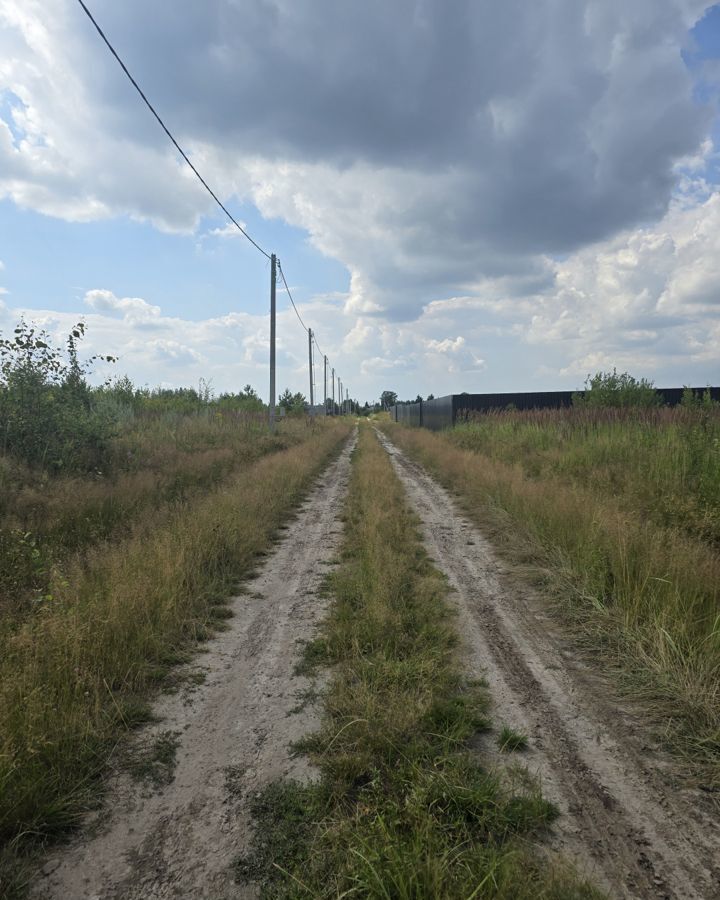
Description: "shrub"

(573, 369), (661, 408)
(278, 387), (307, 415)
(0, 320), (116, 472)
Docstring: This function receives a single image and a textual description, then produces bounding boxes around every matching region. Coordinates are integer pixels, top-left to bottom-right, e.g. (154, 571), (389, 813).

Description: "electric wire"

(276, 260), (309, 333)
(75, 0), (271, 260)
(312, 332), (326, 361)
(76, 0), (353, 404)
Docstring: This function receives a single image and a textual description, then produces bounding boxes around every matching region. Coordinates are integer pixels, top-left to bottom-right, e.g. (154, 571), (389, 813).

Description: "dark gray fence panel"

(392, 402), (422, 426)
(453, 391), (575, 419)
(421, 395), (454, 430)
(392, 387), (719, 431)
(656, 387), (720, 404)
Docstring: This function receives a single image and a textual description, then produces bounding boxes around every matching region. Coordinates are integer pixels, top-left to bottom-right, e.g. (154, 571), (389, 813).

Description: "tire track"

(376, 427), (719, 900)
(32, 430), (357, 900)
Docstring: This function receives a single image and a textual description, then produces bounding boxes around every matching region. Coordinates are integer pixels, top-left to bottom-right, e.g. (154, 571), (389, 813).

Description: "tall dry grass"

(0, 418), (351, 879)
(453, 405), (720, 544)
(384, 415), (720, 772)
(0, 414), (310, 616)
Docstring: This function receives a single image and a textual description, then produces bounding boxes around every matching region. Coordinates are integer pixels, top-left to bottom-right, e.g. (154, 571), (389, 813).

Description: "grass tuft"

(127, 730), (181, 787)
(498, 726), (529, 753)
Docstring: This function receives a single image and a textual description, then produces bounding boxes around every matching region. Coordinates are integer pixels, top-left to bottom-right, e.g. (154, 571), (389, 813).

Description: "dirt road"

(31, 424), (719, 900)
(376, 427), (719, 900)
(32, 432), (356, 900)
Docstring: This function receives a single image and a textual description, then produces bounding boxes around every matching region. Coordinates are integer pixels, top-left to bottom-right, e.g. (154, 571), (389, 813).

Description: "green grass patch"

(498, 727), (529, 753)
(127, 730), (181, 788)
(237, 425), (601, 898)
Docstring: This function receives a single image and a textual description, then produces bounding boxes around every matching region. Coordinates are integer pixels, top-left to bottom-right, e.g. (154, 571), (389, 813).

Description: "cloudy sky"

(1, 0), (719, 403)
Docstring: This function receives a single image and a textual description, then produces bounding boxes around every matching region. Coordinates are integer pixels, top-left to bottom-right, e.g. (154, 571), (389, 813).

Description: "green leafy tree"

(574, 369), (661, 408)
(380, 390), (398, 410)
(680, 386), (718, 410)
(0, 319), (116, 471)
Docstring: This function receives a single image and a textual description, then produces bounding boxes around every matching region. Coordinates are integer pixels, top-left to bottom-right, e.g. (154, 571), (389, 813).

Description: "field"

(383, 403), (720, 770)
(0, 397), (352, 891)
(2, 345), (719, 899)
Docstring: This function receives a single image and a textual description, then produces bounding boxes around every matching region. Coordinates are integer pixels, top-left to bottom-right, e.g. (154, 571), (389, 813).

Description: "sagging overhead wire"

(76, 0), (347, 405)
(276, 260), (309, 333)
(75, 0), (271, 261)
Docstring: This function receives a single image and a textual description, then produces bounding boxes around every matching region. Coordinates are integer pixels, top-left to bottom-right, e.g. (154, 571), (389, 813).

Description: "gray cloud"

(74, 0), (711, 254)
(2, 2), (712, 245)
(1, 0), (718, 387)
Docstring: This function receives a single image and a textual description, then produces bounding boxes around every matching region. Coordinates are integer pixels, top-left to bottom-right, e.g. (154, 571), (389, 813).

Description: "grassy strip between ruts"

(0, 419), (352, 898)
(237, 424), (600, 899)
(381, 420), (720, 777)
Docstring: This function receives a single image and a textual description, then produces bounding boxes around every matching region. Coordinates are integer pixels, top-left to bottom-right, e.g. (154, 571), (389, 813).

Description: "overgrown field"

(239, 424), (599, 898)
(383, 404), (720, 773)
(0, 406), (351, 892)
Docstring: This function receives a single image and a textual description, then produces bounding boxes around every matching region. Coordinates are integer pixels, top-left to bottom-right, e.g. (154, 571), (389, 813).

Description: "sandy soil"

(32, 431), (356, 900)
(376, 428), (719, 900)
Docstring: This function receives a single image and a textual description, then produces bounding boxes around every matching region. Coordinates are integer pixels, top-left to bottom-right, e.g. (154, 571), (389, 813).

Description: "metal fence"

(390, 386), (720, 431)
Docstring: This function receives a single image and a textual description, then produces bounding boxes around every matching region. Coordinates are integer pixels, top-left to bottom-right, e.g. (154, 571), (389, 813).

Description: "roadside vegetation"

(383, 377), (720, 775)
(0, 320), (352, 894)
(238, 425), (599, 898)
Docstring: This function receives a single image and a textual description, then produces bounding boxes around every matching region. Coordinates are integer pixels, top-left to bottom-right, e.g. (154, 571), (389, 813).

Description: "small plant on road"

(498, 726), (529, 752)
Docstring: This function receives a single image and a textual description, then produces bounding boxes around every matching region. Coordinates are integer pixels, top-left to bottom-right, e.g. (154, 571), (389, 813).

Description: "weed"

(224, 764), (248, 800)
(128, 730), (181, 787)
(498, 726), (529, 752)
(288, 685), (321, 716)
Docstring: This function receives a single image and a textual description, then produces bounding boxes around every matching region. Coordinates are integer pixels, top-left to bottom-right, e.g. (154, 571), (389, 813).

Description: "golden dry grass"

(0, 418), (351, 885)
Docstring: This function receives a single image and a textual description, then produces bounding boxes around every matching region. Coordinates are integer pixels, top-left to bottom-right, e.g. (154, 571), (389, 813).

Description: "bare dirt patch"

(31, 430), (357, 900)
(376, 428), (719, 900)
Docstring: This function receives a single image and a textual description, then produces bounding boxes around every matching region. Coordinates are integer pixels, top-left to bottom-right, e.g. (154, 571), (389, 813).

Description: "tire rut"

(376, 427), (719, 900)
(32, 430), (357, 900)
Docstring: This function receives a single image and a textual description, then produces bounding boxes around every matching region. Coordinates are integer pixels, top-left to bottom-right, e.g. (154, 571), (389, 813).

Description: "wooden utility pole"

(346, 387), (349, 416)
(332, 368), (336, 415)
(269, 253), (276, 432)
(308, 328), (315, 417)
(338, 378), (342, 414)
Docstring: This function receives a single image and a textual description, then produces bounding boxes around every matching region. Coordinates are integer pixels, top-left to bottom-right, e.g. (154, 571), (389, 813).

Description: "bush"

(574, 369), (660, 408)
(0, 320), (116, 472)
(94, 378), (265, 418)
(278, 387), (307, 415)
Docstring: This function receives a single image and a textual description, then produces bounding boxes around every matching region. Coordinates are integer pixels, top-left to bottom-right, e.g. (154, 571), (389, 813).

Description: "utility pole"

(308, 328), (315, 417)
(339, 379), (342, 415)
(323, 355), (328, 416)
(332, 368), (336, 415)
(346, 387), (349, 416)
(269, 253), (276, 432)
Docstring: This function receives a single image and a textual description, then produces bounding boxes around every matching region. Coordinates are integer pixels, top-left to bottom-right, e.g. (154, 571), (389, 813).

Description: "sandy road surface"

(377, 428), (719, 900)
(32, 431), (356, 900)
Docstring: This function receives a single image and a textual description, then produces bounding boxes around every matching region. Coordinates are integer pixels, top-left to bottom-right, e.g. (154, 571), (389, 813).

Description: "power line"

(277, 260), (309, 333)
(75, 0), (271, 261)
(313, 333), (326, 361)
(75, 0), (352, 404)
